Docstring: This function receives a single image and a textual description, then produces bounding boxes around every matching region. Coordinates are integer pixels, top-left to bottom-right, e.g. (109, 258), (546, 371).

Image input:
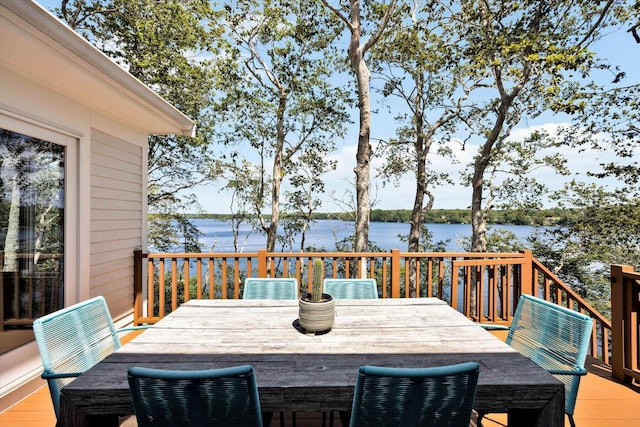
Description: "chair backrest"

(33, 296), (121, 417)
(242, 278), (298, 299)
(349, 361), (480, 427)
(128, 364), (263, 427)
(323, 279), (378, 299)
(507, 294), (593, 416)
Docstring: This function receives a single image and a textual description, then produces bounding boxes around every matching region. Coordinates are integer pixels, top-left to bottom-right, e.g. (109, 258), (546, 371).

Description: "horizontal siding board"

(92, 129), (142, 157)
(103, 288), (136, 322)
(91, 143), (142, 165)
(91, 267), (132, 289)
(91, 256), (131, 277)
(91, 210), (142, 221)
(92, 163), (140, 182)
(91, 165), (141, 185)
(91, 186), (140, 202)
(90, 239), (142, 259)
(90, 253), (132, 271)
(91, 219), (140, 232)
(91, 198), (141, 211)
(91, 228), (141, 243)
(91, 151), (140, 175)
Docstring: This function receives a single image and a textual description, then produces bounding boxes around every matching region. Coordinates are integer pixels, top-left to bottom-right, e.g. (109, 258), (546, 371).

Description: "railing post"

(519, 250), (534, 297)
(258, 249), (268, 277)
(611, 264), (631, 382)
(133, 250), (145, 326)
(390, 249), (400, 298)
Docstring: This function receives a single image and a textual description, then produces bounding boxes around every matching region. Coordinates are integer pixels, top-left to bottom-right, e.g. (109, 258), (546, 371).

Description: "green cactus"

(312, 259), (323, 302)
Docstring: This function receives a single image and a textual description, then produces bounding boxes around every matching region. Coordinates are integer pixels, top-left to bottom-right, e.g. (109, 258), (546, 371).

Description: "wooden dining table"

(57, 298), (564, 427)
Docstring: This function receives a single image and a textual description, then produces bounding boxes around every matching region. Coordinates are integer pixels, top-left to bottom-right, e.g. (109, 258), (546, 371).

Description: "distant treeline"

(189, 208), (572, 226)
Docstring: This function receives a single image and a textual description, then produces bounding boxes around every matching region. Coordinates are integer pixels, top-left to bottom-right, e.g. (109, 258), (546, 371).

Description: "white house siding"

(1, 0), (193, 410)
(90, 130), (143, 322)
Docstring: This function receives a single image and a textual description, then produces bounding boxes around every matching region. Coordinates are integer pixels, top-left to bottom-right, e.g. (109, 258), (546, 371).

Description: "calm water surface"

(191, 219), (537, 253)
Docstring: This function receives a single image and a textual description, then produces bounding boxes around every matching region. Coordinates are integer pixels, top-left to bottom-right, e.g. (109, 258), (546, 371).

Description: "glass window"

(1, 129), (65, 354)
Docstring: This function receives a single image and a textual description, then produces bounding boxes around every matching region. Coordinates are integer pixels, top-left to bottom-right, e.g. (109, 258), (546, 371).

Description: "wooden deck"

(2, 332), (638, 427)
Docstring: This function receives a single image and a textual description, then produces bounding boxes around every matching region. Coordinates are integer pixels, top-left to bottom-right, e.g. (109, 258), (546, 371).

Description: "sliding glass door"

(1, 129), (65, 354)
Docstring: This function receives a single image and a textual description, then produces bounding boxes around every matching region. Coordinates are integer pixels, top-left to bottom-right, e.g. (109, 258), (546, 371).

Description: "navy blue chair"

(128, 364), (263, 427)
(349, 362), (480, 427)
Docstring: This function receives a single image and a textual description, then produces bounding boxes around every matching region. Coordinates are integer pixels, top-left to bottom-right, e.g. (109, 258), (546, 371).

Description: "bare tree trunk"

(470, 156), (489, 253)
(351, 44), (372, 253)
(322, 0), (397, 253)
(408, 126), (427, 298)
(265, 96), (288, 251)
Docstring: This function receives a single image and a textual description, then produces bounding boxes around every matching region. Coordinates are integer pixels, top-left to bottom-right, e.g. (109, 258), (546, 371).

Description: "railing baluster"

(208, 259), (214, 299)
(183, 260), (190, 303)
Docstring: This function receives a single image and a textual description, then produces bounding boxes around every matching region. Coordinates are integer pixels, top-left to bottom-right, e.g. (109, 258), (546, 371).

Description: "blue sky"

(35, 0), (638, 213)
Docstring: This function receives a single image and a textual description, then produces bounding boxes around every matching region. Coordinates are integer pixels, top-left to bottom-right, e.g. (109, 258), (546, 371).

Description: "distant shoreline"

(173, 208), (571, 227)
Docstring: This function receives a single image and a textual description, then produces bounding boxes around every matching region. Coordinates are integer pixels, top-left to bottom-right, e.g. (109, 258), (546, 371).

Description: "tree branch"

(363, 0), (398, 52)
(320, 0), (353, 30)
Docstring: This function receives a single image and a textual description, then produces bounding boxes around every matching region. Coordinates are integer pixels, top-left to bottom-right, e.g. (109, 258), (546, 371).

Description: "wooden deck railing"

(611, 264), (640, 385)
(133, 249), (613, 363)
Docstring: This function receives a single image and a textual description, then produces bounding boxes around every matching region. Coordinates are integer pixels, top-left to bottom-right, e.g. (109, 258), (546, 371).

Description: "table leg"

(508, 388), (564, 427)
(56, 393), (120, 427)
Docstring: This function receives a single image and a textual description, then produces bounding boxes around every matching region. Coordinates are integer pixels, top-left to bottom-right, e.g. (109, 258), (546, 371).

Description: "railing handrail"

(531, 257), (612, 328)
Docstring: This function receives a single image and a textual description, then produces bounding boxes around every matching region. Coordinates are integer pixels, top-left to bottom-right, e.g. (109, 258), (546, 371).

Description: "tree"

(55, 0), (220, 250)
(530, 182), (640, 317)
(212, 0), (350, 251)
(369, 0), (464, 295)
(371, 2), (463, 249)
(281, 150), (334, 252)
(528, 0), (640, 314)
(450, 0), (619, 253)
(220, 159), (263, 253)
(321, 0), (398, 252)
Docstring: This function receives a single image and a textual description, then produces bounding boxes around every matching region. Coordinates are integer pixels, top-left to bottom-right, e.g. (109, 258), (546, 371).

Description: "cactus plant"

(311, 259), (323, 302)
(298, 258), (334, 333)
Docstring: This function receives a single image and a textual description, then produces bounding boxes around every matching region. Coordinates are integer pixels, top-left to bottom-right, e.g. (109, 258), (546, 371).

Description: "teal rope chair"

(33, 296), (148, 418)
(242, 277), (298, 426)
(242, 278), (298, 300)
(479, 294), (593, 427)
(128, 365), (263, 427)
(349, 362), (480, 427)
(323, 279), (378, 299)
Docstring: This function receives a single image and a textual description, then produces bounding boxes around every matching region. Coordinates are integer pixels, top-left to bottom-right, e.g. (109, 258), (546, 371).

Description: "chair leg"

(476, 410), (485, 427)
(338, 410), (349, 426)
(568, 414), (576, 427)
(262, 411), (274, 427)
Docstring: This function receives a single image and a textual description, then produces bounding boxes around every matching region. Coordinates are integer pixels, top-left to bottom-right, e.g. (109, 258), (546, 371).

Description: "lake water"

(192, 219), (536, 252)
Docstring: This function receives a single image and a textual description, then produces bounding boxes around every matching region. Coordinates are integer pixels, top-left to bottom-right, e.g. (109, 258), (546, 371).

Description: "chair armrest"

(478, 324), (510, 331)
(547, 367), (588, 376)
(42, 371), (83, 380)
(117, 325), (150, 333)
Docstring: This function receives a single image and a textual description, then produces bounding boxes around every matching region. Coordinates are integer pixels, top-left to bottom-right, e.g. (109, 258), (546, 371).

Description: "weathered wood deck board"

(57, 299), (564, 427)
